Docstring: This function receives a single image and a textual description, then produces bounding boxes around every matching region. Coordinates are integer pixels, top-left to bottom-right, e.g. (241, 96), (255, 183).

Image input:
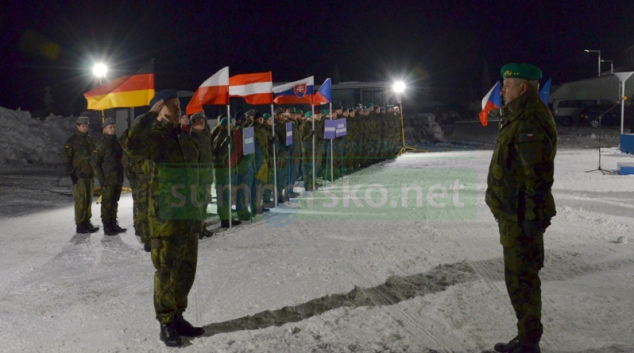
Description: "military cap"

(254, 110), (263, 119)
(322, 109), (330, 115)
(348, 108), (355, 113)
(287, 107), (296, 114)
(368, 103), (374, 107)
(76, 116), (90, 124)
(219, 117), (228, 125)
(304, 111), (313, 118)
(314, 108), (321, 114)
(263, 113), (271, 121)
(102, 117), (115, 128)
(149, 89), (178, 106)
(296, 109), (303, 115)
(190, 112), (206, 122)
(500, 63), (542, 80)
(274, 107), (285, 115)
(245, 109), (255, 117)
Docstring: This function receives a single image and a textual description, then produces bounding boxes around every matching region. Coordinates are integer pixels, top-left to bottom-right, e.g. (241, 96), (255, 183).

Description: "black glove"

(522, 220), (543, 238)
(70, 173), (78, 185)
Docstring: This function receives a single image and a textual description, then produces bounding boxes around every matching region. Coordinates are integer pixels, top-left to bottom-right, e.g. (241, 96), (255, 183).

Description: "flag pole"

(312, 105), (315, 193)
(227, 104), (232, 229)
(330, 102), (333, 183)
(271, 104), (277, 207)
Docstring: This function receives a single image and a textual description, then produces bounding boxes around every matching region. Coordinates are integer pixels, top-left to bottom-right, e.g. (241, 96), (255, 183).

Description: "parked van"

(551, 99), (614, 126)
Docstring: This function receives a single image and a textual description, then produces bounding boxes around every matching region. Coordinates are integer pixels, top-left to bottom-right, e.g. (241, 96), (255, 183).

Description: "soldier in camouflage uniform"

(300, 111), (325, 191)
(90, 118), (126, 236)
(189, 112), (214, 239)
(212, 116), (242, 227)
(286, 108), (302, 196)
(486, 64), (557, 353)
(272, 107), (290, 203)
(121, 90), (204, 347)
(61, 116), (99, 234)
(120, 122), (151, 250)
(252, 111), (270, 214)
(235, 111), (254, 221)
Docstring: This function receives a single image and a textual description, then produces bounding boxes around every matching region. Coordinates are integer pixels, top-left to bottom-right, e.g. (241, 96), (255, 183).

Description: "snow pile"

(0, 106), (77, 165)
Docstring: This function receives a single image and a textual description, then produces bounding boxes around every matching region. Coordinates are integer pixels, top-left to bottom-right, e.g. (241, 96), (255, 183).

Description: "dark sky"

(2, 0), (634, 113)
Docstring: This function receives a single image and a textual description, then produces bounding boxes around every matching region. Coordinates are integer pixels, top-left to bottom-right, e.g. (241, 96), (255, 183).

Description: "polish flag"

(229, 72), (273, 105)
(479, 81), (502, 127)
(186, 67), (229, 115)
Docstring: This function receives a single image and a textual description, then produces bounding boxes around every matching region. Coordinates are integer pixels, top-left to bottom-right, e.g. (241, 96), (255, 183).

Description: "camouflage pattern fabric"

(151, 233), (198, 324)
(273, 119), (289, 197)
(120, 129), (150, 242)
(299, 118), (325, 187)
(72, 178), (94, 224)
(99, 185), (122, 222)
(90, 134), (124, 187)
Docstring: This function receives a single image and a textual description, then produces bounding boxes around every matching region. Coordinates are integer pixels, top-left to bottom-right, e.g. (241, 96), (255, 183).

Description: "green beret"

(500, 63), (542, 80)
(296, 109), (303, 114)
(304, 111), (313, 118)
(263, 113), (271, 121)
(322, 109), (330, 115)
(368, 103), (374, 107)
(219, 117), (228, 125)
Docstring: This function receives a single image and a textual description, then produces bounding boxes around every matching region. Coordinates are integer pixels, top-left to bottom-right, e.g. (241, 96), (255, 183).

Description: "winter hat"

(76, 116), (89, 124)
(102, 118), (115, 128)
(149, 89), (178, 106)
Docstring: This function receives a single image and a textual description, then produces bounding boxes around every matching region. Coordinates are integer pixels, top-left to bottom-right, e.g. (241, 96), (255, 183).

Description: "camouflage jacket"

(61, 130), (96, 179)
(190, 127), (214, 185)
(119, 129), (146, 181)
(90, 134), (124, 186)
(485, 91), (557, 222)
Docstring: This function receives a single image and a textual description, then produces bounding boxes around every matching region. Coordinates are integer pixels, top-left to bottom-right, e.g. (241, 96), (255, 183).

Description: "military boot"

(111, 221), (127, 233)
(174, 312), (205, 337)
(143, 242), (151, 252)
(494, 336), (520, 352)
(220, 220), (242, 228)
(85, 221), (100, 233)
(159, 322), (182, 347)
(103, 221), (118, 236)
(76, 223), (90, 234)
(508, 342), (540, 353)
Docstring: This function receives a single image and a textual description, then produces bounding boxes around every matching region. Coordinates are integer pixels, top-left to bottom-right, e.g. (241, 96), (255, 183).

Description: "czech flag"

(479, 81), (502, 127)
(313, 78), (331, 105)
(84, 60), (154, 110)
(539, 78), (552, 106)
(272, 76), (314, 105)
(229, 72), (273, 105)
(186, 66), (229, 115)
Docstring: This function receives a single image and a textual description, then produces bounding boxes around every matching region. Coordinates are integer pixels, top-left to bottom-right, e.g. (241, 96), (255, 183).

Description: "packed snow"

(1, 107), (634, 352)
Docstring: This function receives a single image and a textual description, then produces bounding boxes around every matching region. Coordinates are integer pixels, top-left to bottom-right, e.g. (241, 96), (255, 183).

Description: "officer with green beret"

(486, 63), (557, 353)
(90, 118), (126, 236)
(61, 116), (99, 234)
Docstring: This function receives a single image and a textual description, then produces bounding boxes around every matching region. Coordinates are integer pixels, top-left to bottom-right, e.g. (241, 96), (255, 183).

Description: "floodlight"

(393, 81), (406, 93)
(93, 63), (108, 78)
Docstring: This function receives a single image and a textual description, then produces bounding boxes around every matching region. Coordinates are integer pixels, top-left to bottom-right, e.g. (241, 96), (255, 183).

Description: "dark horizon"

(2, 0), (634, 114)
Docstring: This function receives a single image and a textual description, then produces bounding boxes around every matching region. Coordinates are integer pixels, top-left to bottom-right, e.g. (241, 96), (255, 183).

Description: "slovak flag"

(272, 76), (314, 105)
(479, 81), (502, 127)
(229, 72), (273, 105)
(313, 78), (331, 105)
(186, 66), (229, 115)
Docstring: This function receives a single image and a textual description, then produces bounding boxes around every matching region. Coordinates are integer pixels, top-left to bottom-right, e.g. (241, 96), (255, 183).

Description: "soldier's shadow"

(200, 261), (477, 338)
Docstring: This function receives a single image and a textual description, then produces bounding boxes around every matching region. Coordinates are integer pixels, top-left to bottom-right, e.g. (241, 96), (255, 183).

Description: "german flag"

(84, 60), (155, 110)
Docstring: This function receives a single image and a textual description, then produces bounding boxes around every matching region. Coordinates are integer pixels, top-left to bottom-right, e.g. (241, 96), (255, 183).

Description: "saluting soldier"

(61, 116), (99, 234)
(90, 118), (126, 236)
(486, 63), (557, 353)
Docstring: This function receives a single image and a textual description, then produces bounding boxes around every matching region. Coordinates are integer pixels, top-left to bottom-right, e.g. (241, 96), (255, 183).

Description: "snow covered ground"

(1, 132), (634, 352)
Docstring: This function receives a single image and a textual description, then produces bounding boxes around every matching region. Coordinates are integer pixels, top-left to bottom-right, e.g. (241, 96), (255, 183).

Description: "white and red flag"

(229, 72), (273, 105)
(186, 66), (229, 115)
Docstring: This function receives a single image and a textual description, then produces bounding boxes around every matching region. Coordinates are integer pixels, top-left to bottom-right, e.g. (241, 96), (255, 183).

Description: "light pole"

(601, 59), (614, 74)
(393, 81), (423, 155)
(92, 63), (108, 122)
(585, 49), (601, 77)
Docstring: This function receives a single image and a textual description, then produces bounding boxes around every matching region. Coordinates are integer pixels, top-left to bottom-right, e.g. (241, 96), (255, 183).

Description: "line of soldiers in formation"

(61, 92), (405, 346)
(61, 102), (405, 249)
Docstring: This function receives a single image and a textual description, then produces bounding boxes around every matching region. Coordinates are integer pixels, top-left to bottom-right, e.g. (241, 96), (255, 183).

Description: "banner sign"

(324, 119), (337, 139)
(243, 127), (255, 155)
(286, 122), (293, 145)
(335, 118), (347, 137)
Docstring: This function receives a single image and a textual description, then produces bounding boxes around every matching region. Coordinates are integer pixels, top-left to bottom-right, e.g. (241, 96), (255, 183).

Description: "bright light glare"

(393, 81), (406, 93)
(93, 63), (108, 78)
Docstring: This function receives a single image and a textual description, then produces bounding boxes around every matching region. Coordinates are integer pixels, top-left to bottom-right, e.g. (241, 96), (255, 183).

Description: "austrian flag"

(229, 72), (273, 105)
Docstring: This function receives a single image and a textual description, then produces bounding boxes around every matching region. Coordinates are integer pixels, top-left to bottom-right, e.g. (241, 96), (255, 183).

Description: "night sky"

(1, 0), (634, 113)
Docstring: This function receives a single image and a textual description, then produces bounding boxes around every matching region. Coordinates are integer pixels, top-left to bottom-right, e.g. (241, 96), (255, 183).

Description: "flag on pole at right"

(479, 81), (502, 127)
(313, 78), (331, 105)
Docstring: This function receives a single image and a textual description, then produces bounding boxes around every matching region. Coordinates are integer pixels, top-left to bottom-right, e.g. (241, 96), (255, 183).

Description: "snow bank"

(0, 106), (78, 166)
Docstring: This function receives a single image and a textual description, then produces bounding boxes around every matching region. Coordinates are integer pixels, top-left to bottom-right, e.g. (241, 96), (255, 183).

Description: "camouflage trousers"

(499, 219), (546, 345)
(73, 178), (94, 224)
(151, 233), (199, 324)
(130, 175), (150, 243)
(100, 184), (122, 223)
